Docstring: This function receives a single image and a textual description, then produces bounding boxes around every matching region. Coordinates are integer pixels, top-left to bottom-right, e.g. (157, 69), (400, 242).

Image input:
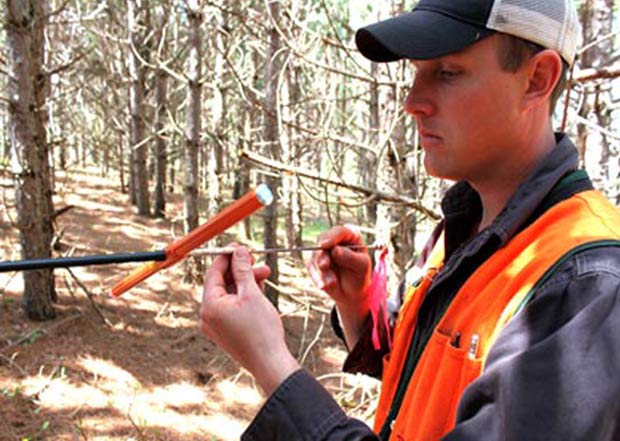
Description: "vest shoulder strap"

(515, 169), (618, 313)
(523, 169), (594, 230)
(515, 239), (620, 315)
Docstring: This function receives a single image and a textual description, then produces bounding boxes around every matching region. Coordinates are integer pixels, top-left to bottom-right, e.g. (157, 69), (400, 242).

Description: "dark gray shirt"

(242, 134), (620, 441)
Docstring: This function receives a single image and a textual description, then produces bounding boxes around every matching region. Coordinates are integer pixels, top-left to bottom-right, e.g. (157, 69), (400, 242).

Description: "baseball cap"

(355, 0), (580, 66)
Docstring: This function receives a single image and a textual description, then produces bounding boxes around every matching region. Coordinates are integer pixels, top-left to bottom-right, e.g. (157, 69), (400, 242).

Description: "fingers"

(315, 224), (367, 272)
(309, 225), (370, 291)
(202, 253), (231, 302)
(330, 245), (371, 272)
(253, 265), (271, 285)
(307, 256), (334, 291)
(231, 246), (260, 297)
(309, 225), (356, 287)
(316, 225), (363, 249)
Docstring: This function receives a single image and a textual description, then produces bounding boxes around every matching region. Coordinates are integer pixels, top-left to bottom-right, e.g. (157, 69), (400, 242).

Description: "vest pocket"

(391, 328), (483, 440)
(438, 328), (484, 433)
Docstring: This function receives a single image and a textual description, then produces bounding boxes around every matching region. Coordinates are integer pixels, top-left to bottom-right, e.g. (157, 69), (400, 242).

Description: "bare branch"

(574, 114), (620, 142)
(220, 46), (379, 154)
(65, 268), (111, 326)
(573, 63), (620, 83)
(579, 30), (620, 55)
(42, 0), (72, 21)
(128, 38), (189, 83)
(240, 149), (440, 220)
(45, 53), (85, 77)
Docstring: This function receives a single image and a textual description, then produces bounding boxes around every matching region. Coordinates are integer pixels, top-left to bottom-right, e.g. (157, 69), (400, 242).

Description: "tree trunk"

(168, 146), (176, 194)
(183, 0), (203, 282)
(232, 11), (259, 242)
(126, 0), (151, 216)
(577, 0), (614, 200)
(6, 0), (57, 321)
(209, 8), (227, 227)
(117, 130), (126, 193)
(378, 78), (417, 283)
(234, 117), (252, 241)
(361, 61), (380, 226)
(384, 1), (416, 280)
(1, 110), (9, 161)
(184, 0), (202, 233)
(262, 0), (283, 308)
(153, 20), (168, 218)
(284, 65), (303, 261)
(153, 67), (167, 218)
(52, 93), (66, 174)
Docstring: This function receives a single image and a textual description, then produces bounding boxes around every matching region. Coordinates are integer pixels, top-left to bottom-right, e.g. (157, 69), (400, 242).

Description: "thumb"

(331, 246), (371, 272)
(232, 246), (258, 296)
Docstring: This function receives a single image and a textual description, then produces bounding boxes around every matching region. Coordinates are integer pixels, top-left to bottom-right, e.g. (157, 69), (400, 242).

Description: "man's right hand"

(307, 225), (372, 348)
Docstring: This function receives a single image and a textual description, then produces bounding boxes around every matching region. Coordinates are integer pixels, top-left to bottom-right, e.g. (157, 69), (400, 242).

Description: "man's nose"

(403, 80), (433, 117)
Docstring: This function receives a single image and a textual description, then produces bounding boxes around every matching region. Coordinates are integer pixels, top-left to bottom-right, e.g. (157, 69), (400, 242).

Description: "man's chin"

(423, 159), (458, 182)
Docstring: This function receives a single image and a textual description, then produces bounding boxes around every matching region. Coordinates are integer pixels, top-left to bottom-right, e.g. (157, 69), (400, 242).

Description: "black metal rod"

(0, 250), (167, 273)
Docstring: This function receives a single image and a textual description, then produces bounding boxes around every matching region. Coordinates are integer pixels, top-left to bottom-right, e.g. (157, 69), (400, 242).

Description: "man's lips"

(419, 130), (443, 146)
(419, 129), (441, 139)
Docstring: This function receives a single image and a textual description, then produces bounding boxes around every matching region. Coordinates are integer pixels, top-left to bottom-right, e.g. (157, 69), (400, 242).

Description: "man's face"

(404, 34), (527, 184)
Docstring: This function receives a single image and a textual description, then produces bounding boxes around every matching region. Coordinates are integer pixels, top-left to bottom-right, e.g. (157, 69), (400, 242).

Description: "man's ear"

(522, 50), (563, 110)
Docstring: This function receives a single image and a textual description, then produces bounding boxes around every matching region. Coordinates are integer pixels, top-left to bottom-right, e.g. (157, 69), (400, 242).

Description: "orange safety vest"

(375, 190), (620, 441)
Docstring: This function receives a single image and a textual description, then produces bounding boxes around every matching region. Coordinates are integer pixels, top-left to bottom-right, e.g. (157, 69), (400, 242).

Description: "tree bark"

(379, 0), (416, 281)
(126, 0), (151, 216)
(1, 110), (9, 161)
(153, 17), (169, 218)
(6, 0), (57, 320)
(117, 129), (126, 193)
(283, 64), (303, 261)
(262, 0), (283, 308)
(183, 0), (203, 282)
(362, 60), (380, 226)
(234, 118), (252, 241)
(184, 0), (202, 234)
(577, 0), (615, 198)
(208, 8), (227, 226)
(153, 67), (168, 218)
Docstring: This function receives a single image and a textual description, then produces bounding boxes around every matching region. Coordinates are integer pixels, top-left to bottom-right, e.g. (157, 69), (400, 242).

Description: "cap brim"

(356, 10), (493, 62)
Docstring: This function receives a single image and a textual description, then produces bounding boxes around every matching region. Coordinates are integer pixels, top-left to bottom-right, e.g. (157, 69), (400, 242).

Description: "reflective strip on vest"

(374, 190), (620, 440)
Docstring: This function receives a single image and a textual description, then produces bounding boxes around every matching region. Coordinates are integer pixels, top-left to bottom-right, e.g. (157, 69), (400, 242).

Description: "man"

(200, 0), (620, 439)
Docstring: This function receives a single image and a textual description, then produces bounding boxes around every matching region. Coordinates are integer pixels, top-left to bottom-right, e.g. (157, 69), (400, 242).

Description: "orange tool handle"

(110, 185), (273, 297)
(109, 260), (170, 298)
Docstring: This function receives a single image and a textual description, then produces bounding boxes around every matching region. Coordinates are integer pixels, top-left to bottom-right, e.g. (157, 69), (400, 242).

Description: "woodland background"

(0, 0), (619, 439)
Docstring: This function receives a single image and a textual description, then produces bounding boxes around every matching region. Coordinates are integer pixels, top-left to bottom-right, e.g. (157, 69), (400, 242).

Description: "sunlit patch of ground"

(18, 359), (254, 439)
(0, 168), (379, 440)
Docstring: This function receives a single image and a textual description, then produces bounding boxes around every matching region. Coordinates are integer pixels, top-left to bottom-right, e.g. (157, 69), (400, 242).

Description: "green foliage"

(303, 0), (352, 39)
(2, 385), (23, 398)
(304, 217), (331, 242)
(38, 420), (51, 436)
(2, 384), (49, 439)
(24, 329), (43, 346)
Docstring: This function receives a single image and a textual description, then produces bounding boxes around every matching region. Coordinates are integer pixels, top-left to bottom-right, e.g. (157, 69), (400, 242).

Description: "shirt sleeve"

(443, 247), (620, 441)
(242, 369), (379, 441)
(330, 308), (390, 379)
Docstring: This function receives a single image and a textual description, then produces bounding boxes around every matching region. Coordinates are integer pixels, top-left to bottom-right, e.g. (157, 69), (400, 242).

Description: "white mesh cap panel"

(487, 0), (580, 65)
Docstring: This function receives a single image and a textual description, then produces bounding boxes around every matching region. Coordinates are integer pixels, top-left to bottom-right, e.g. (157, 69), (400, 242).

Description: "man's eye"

(439, 70), (459, 80)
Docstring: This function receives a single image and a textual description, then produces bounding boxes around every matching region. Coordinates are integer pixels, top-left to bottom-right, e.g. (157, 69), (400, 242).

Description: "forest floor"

(0, 169), (379, 440)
